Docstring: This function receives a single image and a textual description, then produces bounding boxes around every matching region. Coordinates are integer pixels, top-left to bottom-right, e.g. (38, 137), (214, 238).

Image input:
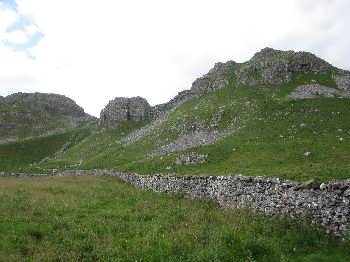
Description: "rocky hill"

(0, 92), (95, 142)
(1, 47), (350, 182)
(100, 47), (349, 125)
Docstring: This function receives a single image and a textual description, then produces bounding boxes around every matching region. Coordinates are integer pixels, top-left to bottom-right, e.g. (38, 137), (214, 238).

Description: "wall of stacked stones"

(1, 169), (349, 237)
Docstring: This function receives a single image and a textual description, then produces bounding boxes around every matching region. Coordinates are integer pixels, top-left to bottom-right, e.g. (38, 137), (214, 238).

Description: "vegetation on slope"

(1, 63), (349, 182)
(0, 175), (349, 261)
(29, 72), (348, 181)
(0, 127), (92, 172)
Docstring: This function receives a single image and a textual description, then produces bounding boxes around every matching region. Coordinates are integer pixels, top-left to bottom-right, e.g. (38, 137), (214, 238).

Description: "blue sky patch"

(1, 0), (43, 59)
(6, 15), (33, 32)
(0, 0), (17, 11)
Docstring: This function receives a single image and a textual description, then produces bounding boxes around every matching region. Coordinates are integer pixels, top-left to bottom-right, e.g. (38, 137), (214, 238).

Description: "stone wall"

(1, 170), (349, 237)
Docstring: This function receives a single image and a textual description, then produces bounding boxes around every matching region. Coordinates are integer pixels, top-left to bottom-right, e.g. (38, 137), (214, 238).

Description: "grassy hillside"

(1, 59), (349, 182)
(0, 175), (349, 261)
(0, 127), (92, 172)
(27, 72), (349, 182)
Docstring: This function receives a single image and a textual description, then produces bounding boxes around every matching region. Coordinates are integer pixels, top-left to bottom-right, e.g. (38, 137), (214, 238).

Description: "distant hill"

(1, 47), (350, 181)
(0, 92), (95, 142)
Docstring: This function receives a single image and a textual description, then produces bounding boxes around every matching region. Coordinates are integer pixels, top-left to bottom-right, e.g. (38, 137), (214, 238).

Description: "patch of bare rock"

(289, 84), (350, 99)
(175, 152), (208, 165)
(149, 130), (234, 157)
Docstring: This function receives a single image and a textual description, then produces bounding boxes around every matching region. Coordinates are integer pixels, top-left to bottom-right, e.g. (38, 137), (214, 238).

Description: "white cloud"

(0, 0), (350, 116)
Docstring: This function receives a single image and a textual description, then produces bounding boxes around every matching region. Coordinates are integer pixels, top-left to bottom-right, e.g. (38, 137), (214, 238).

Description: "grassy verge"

(0, 175), (349, 261)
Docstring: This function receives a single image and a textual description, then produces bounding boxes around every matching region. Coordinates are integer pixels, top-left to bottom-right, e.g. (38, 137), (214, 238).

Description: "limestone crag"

(236, 47), (332, 86)
(150, 90), (196, 119)
(100, 97), (151, 125)
(191, 61), (236, 94)
(289, 84), (350, 99)
(150, 61), (236, 118)
(102, 48), (338, 124)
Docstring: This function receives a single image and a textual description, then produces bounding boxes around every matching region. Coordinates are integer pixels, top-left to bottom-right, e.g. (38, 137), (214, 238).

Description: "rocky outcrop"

(100, 97), (151, 125)
(236, 47), (332, 86)
(289, 84), (350, 99)
(150, 61), (236, 119)
(150, 90), (197, 119)
(175, 152), (208, 165)
(1, 170), (350, 237)
(191, 61), (236, 94)
(149, 130), (234, 157)
(107, 48), (342, 124)
(334, 72), (350, 91)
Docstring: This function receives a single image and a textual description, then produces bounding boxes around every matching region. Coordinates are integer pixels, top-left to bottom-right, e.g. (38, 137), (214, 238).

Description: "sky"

(0, 0), (349, 117)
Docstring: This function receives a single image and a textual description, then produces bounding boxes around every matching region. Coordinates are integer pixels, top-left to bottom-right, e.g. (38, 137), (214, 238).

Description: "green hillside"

(0, 127), (92, 172)
(1, 48), (350, 182)
(32, 73), (349, 181)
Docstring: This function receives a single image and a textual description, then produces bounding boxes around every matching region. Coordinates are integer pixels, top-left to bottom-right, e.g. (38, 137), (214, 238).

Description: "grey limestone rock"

(150, 130), (234, 157)
(191, 61), (236, 94)
(289, 84), (350, 99)
(334, 72), (350, 91)
(236, 47), (332, 86)
(100, 96), (151, 125)
(175, 152), (208, 165)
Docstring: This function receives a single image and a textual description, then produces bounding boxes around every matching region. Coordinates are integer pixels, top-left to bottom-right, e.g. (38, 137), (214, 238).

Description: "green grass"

(37, 120), (149, 171)
(0, 175), (349, 261)
(0, 128), (91, 172)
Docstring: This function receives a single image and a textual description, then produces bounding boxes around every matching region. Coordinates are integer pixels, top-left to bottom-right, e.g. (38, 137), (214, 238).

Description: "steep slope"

(0, 92), (95, 142)
(10, 48), (350, 181)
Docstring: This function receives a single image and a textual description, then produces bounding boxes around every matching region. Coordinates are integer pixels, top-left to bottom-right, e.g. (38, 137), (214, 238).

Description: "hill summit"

(0, 92), (94, 142)
(100, 47), (350, 125)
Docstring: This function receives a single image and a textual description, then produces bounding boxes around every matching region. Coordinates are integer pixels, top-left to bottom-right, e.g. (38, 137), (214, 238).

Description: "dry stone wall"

(1, 170), (349, 237)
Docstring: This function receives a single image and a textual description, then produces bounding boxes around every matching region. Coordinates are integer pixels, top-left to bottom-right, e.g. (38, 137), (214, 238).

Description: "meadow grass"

(0, 175), (349, 261)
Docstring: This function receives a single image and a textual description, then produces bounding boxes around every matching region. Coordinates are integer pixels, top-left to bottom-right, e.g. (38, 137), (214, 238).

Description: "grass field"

(0, 175), (349, 261)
